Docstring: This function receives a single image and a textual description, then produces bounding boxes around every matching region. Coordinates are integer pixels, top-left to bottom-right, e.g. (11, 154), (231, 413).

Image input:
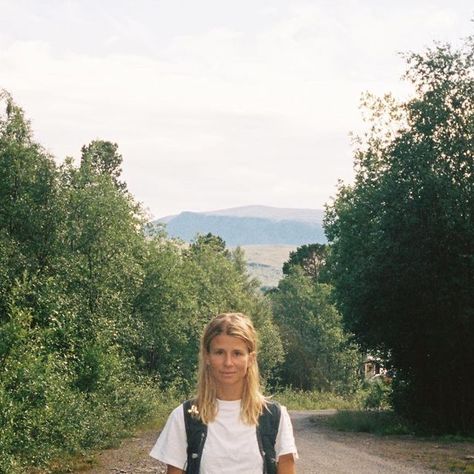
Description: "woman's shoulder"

(262, 397), (284, 412)
(261, 399), (292, 427)
(165, 402), (187, 424)
(259, 398), (283, 429)
(264, 398), (281, 406)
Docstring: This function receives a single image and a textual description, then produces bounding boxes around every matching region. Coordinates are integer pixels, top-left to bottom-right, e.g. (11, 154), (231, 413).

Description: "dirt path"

(294, 411), (428, 473)
(83, 410), (474, 473)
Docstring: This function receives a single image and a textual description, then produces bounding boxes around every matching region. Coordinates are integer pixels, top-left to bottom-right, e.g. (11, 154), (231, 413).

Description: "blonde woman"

(150, 312), (297, 473)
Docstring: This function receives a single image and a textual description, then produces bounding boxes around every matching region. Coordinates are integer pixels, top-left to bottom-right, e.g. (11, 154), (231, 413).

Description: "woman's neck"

(216, 385), (243, 401)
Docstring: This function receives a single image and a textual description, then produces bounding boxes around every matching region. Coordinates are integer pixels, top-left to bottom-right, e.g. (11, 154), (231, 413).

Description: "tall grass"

(271, 387), (363, 410)
(327, 410), (412, 435)
(327, 409), (474, 440)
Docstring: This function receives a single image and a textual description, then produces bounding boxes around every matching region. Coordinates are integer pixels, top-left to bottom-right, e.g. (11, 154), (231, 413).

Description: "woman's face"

(207, 334), (254, 395)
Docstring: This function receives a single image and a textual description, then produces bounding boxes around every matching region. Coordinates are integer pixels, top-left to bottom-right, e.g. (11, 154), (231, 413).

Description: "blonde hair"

(195, 312), (266, 425)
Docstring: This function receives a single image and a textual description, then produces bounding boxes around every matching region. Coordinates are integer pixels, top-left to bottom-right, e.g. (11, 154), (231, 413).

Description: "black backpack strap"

(183, 400), (208, 474)
(256, 400), (281, 474)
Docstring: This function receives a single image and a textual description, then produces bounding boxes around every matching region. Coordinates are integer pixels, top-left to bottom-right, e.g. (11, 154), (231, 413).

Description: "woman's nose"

(224, 353), (233, 365)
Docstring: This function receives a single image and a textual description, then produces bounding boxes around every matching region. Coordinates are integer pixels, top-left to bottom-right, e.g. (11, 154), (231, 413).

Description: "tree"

(282, 243), (329, 282)
(80, 140), (125, 190)
(0, 90), (59, 276)
(58, 151), (145, 340)
(133, 232), (284, 392)
(190, 232), (229, 256)
(271, 266), (360, 393)
(0, 95), (156, 472)
(324, 40), (474, 432)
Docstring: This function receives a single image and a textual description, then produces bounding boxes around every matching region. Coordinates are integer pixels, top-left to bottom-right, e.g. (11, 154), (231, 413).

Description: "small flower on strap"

(187, 404), (199, 417)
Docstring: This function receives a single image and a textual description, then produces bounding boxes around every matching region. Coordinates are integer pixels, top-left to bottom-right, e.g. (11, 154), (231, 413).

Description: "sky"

(1, 1), (472, 219)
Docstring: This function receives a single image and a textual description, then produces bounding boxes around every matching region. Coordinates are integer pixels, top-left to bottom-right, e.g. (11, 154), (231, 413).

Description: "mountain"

(154, 205), (326, 246)
(203, 205), (324, 223)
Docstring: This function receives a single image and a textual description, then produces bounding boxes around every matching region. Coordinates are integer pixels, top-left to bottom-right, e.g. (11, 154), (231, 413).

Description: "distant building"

(364, 354), (387, 379)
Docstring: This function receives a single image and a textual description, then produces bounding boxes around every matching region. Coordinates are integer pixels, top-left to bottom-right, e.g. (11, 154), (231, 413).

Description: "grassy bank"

(272, 387), (363, 411)
(326, 410), (412, 435)
(327, 409), (474, 439)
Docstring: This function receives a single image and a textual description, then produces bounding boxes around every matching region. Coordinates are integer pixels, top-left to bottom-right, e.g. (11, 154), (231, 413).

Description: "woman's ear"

(249, 351), (256, 366)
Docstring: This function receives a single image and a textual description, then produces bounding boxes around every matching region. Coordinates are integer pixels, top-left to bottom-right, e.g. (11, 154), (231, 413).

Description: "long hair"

(195, 312), (266, 425)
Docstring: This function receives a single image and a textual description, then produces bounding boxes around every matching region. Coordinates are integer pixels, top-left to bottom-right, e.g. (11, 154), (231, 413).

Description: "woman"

(150, 312), (297, 473)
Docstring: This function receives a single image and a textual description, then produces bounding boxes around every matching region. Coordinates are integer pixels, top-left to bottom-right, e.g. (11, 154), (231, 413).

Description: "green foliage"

(272, 387), (362, 410)
(282, 243), (329, 283)
(271, 267), (361, 393)
(134, 234), (284, 393)
(0, 92), (286, 470)
(327, 410), (411, 436)
(191, 232), (229, 255)
(0, 90), (59, 282)
(324, 40), (474, 432)
(80, 139), (125, 190)
(362, 377), (392, 410)
(0, 93), (160, 471)
(0, 278), (159, 473)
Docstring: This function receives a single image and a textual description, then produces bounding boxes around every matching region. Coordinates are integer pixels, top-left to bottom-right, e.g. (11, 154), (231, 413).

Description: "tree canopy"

(0, 91), (284, 472)
(282, 243), (329, 282)
(271, 244), (360, 393)
(324, 40), (474, 432)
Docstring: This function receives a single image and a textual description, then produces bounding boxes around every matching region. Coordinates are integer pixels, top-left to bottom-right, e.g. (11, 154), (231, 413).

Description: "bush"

(362, 376), (392, 410)
(0, 317), (162, 473)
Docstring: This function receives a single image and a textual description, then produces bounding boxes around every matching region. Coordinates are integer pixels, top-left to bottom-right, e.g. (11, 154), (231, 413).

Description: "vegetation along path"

(84, 410), (474, 473)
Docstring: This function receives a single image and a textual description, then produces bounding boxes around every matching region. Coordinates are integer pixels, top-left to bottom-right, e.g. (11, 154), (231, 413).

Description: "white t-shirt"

(150, 399), (298, 473)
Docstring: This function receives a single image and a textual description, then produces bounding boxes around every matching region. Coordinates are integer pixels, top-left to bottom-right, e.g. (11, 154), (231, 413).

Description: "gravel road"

(86, 410), (473, 473)
(292, 410), (435, 473)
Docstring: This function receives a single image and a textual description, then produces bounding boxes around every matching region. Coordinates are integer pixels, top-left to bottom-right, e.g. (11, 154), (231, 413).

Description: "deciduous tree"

(282, 243), (329, 282)
(325, 40), (474, 431)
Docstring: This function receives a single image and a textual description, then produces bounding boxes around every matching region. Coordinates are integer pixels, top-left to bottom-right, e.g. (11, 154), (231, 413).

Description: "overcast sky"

(1, 1), (472, 218)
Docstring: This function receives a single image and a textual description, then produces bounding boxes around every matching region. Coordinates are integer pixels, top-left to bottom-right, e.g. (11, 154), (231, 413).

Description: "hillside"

(155, 205), (326, 246)
(238, 244), (296, 288)
(153, 206), (325, 288)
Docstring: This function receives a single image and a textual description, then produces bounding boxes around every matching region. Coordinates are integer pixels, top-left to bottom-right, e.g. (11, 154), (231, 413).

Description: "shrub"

(362, 376), (392, 410)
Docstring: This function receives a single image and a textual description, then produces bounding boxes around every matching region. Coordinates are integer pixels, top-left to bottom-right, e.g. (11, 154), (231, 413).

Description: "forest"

(0, 38), (473, 472)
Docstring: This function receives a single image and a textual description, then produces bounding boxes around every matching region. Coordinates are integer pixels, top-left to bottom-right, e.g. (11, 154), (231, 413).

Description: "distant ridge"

(154, 205), (326, 246)
(203, 205), (324, 223)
